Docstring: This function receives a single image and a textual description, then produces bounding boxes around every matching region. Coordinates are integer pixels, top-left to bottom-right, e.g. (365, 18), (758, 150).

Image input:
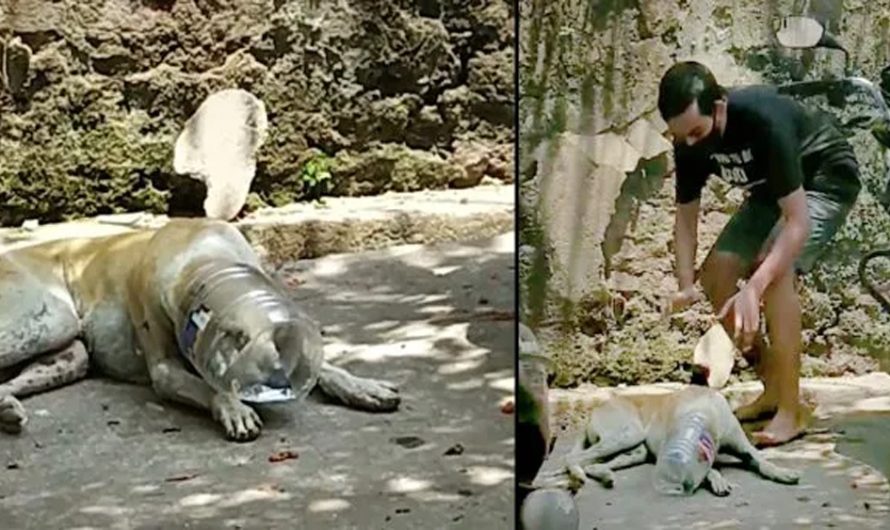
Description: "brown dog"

(0, 218), (399, 441)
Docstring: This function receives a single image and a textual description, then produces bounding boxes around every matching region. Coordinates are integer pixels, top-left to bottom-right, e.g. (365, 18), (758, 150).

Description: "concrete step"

(548, 372), (890, 432)
(0, 184), (515, 268)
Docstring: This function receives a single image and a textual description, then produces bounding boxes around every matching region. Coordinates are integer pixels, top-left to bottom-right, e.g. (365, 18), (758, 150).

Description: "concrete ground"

(0, 233), (515, 529)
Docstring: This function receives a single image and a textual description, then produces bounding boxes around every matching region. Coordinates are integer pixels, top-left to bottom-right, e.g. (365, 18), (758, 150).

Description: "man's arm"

(675, 199), (700, 290)
(747, 187), (810, 296)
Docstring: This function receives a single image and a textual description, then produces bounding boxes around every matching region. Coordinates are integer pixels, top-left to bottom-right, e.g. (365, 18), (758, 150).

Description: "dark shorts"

(714, 165), (860, 275)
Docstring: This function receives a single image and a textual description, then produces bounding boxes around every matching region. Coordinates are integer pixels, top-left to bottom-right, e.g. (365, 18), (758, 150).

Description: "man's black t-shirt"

(674, 85), (860, 205)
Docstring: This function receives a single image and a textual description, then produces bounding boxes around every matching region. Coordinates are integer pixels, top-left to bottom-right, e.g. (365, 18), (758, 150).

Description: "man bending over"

(658, 61), (861, 446)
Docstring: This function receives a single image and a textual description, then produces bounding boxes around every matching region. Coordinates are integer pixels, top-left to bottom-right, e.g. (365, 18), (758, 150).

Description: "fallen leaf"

(165, 473), (198, 482)
(500, 399), (514, 414)
(268, 450), (300, 463)
(444, 443), (465, 456)
(391, 436), (425, 449)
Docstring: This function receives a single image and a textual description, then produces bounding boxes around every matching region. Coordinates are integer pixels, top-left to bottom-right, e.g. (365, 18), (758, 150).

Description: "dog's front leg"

(317, 362), (400, 412)
(704, 468), (732, 496)
(148, 359), (262, 442)
(134, 301), (262, 442)
(720, 425), (801, 485)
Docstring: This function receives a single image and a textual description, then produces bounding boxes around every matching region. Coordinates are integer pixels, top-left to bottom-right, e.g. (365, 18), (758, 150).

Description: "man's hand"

(667, 285), (701, 315)
(717, 284), (760, 352)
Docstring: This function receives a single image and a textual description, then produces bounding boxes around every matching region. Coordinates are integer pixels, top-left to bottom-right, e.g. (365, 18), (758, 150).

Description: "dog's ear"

(690, 363), (710, 386)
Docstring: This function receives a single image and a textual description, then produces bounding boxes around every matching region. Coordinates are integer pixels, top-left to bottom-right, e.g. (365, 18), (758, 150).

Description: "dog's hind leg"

(564, 401), (646, 482)
(581, 444), (650, 488)
(0, 341), (88, 434)
(0, 340), (88, 398)
(0, 254), (81, 434)
(565, 425), (607, 486)
(541, 400), (645, 487)
(0, 255), (80, 370)
(594, 443), (650, 472)
(317, 362), (400, 412)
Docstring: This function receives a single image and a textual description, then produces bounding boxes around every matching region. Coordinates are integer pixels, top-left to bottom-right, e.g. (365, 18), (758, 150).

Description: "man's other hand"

(717, 285), (760, 352)
(666, 285), (701, 316)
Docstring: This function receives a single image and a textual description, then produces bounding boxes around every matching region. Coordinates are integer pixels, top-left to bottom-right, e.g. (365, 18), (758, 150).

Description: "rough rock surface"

(0, 0), (514, 226)
(519, 0), (890, 387)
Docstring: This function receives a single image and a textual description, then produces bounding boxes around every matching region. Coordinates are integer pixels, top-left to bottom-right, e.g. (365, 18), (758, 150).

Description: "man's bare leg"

(700, 251), (776, 420)
(752, 268), (805, 446)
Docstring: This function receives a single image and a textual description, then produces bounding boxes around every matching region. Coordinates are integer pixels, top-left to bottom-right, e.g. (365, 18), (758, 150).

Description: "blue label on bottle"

(179, 304), (212, 358)
(697, 431), (716, 464)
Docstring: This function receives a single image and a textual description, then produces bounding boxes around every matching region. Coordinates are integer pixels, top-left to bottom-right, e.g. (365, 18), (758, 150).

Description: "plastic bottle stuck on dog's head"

(176, 262), (324, 403)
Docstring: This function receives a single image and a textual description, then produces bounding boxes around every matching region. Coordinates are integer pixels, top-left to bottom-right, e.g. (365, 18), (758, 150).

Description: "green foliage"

(298, 152), (333, 200)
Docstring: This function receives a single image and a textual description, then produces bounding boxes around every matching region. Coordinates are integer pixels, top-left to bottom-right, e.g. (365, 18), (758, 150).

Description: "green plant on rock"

(299, 152), (332, 201)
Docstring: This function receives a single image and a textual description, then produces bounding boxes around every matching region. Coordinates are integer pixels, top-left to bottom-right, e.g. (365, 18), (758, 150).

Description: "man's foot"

(733, 391), (778, 422)
(752, 407), (806, 447)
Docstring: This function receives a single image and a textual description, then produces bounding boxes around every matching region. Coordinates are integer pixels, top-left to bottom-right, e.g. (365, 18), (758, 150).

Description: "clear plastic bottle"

(652, 411), (716, 495)
(175, 261), (324, 404)
(520, 488), (579, 530)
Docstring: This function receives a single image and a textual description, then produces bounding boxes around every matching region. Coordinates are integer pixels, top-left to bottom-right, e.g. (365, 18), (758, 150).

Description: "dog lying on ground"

(532, 385), (800, 496)
(0, 219), (399, 441)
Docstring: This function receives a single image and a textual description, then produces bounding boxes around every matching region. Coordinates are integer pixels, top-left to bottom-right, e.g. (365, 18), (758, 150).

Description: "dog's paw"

(318, 364), (401, 412)
(768, 464), (801, 485)
(352, 377), (400, 412)
(706, 470), (733, 496)
(582, 463), (614, 488)
(566, 463), (588, 487)
(0, 394), (27, 434)
(212, 394), (262, 442)
(332, 375), (400, 412)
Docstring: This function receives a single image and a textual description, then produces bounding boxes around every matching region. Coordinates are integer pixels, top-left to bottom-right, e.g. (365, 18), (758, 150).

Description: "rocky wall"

(0, 0), (514, 226)
(519, 0), (890, 387)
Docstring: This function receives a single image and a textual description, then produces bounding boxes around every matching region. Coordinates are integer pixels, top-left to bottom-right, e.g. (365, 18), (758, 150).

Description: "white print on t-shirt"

(709, 148), (764, 189)
(711, 149), (754, 165)
(718, 165), (749, 185)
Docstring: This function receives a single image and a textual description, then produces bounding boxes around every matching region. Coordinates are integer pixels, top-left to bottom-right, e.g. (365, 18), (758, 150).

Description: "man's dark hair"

(658, 61), (727, 120)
